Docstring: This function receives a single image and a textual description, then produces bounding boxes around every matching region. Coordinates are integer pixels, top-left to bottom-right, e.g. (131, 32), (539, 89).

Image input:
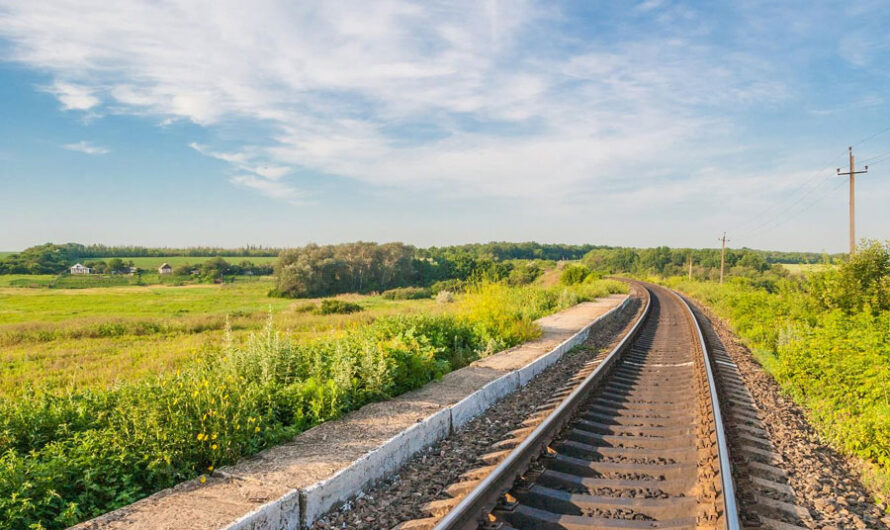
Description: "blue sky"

(1, 0), (889, 252)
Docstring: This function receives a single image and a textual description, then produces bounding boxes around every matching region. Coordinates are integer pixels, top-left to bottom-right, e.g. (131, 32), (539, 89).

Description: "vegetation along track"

(395, 282), (740, 529)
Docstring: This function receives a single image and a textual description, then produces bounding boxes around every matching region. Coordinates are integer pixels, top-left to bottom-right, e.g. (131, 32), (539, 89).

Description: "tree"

(201, 257), (232, 281)
(107, 258), (126, 273)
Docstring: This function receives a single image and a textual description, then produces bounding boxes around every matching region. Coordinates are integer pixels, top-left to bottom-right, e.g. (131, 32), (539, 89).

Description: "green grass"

(0, 274), (56, 287)
(0, 280), (446, 396)
(0, 279), (627, 528)
(780, 263), (836, 275)
(122, 256), (277, 269)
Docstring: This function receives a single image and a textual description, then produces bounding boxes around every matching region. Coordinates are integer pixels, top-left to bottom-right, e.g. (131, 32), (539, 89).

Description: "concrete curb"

(298, 406), (452, 526)
(222, 295), (631, 530)
(226, 490), (300, 530)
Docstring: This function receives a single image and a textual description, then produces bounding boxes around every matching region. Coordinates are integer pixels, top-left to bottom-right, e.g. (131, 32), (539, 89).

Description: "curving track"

(405, 282), (740, 530)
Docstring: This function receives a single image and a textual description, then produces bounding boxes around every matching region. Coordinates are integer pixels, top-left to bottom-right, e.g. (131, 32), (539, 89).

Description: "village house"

(70, 263), (91, 275)
(158, 263), (173, 275)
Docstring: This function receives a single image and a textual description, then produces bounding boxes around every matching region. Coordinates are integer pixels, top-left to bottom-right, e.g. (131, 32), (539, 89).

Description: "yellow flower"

(211, 444), (218, 450)
(208, 466), (214, 472)
(172, 398), (178, 405)
(200, 475), (206, 484)
(196, 433), (204, 441)
(254, 426), (260, 433)
(211, 433), (218, 440)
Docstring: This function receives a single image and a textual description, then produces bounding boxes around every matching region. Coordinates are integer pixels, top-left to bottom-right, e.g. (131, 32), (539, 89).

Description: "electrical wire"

(735, 177), (847, 243)
(729, 123), (889, 244)
(731, 153), (846, 236)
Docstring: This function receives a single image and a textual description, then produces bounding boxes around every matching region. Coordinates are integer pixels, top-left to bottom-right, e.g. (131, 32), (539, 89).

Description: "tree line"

(1, 241), (845, 290)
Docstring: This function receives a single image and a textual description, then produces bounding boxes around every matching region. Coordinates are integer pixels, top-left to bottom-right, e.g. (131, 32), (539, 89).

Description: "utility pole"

(688, 253), (693, 280)
(719, 233), (729, 284)
(837, 147), (868, 255)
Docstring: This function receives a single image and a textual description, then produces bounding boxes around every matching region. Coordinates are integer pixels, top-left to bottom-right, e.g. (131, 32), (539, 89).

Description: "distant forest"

(1, 241), (844, 292)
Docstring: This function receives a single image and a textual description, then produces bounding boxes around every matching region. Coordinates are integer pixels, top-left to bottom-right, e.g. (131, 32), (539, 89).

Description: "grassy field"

(780, 263), (836, 274)
(0, 279), (627, 528)
(123, 255), (277, 268)
(0, 274), (57, 287)
(0, 280), (446, 396)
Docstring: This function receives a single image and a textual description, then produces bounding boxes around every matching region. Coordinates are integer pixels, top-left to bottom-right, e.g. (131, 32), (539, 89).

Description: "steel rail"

(432, 285), (652, 530)
(674, 291), (741, 530)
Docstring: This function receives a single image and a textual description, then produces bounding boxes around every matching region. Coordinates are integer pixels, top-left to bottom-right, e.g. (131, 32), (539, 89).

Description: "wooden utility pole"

(688, 254), (693, 280)
(837, 147), (868, 255)
(719, 233), (728, 284)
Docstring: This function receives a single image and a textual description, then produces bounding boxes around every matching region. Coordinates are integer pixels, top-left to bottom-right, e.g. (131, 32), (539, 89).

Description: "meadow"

(0, 280), (449, 397)
(0, 278), (626, 528)
(780, 263), (836, 275)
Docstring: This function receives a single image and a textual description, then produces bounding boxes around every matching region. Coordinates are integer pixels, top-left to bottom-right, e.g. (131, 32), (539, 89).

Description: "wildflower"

(196, 433), (204, 441)
(211, 444), (218, 450)
(211, 433), (218, 440)
(254, 426), (260, 433)
(208, 466), (214, 472)
(172, 398), (178, 405)
(200, 475), (206, 484)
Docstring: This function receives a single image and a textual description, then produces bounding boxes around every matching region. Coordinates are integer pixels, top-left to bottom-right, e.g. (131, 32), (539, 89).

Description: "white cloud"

(46, 81), (100, 110)
(0, 0), (792, 204)
(62, 140), (109, 155)
(230, 174), (304, 204)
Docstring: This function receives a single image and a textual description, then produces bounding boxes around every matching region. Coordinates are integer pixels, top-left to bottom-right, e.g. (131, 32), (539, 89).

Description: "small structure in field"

(70, 263), (92, 275)
(158, 263), (173, 275)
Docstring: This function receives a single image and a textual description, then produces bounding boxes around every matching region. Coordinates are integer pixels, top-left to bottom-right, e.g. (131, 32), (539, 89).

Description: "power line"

(734, 167), (839, 239)
(731, 153), (847, 236)
(736, 178), (846, 243)
(851, 124), (890, 148)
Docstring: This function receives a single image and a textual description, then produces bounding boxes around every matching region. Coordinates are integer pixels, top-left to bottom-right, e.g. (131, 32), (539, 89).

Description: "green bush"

(315, 299), (363, 315)
(430, 279), (465, 294)
(560, 264), (590, 285)
(381, 287), (431, 300)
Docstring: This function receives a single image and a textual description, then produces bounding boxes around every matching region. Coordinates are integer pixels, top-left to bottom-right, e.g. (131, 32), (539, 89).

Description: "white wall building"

(70, 263), (92, 275)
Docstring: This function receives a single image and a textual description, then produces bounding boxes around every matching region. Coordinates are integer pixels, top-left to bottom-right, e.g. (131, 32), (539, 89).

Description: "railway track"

(395, 282), (740, 529)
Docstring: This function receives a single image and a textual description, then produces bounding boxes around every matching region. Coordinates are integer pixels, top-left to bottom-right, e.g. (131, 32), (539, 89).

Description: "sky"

(1, 0), (889, 253)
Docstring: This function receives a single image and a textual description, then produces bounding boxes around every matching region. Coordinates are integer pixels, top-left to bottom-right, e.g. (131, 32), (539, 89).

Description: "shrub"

(430, 279), (465, 294)
(560, 264), (591, 285)
(436, 290), (455, 304)
(381, 287), (431, 300)
(506, 261), (543, 286)
(315, 299), (363, 315)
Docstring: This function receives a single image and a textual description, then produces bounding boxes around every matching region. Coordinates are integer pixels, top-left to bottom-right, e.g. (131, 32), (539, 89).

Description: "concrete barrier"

(450, 371), (520, 430)
(226, 490), (300, 530)
(298, 406), (452, 526)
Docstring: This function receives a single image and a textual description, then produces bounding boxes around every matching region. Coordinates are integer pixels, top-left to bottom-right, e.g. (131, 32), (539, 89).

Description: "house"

(158, 263), (173, 275)
(70, 263), (92, 275)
